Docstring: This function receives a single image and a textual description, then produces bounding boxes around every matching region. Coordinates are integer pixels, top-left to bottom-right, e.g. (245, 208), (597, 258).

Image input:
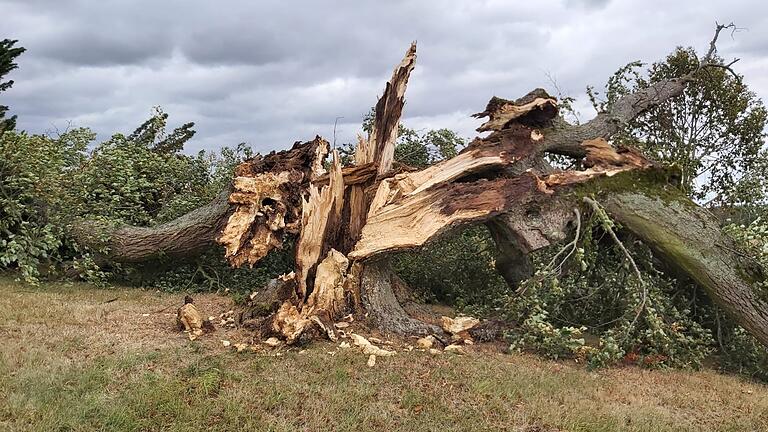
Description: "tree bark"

(71, 187), (232, 263)
(360, 260), (442, 335)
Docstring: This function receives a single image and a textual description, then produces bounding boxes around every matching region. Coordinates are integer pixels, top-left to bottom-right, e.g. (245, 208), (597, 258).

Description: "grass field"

(1, 277), (767, 431)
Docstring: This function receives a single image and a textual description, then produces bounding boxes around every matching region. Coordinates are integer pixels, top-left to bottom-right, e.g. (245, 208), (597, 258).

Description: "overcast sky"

(3, 0), (767, 154)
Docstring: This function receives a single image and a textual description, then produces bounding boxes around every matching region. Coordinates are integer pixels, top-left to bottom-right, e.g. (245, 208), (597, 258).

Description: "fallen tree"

(75, 27), (768, 348)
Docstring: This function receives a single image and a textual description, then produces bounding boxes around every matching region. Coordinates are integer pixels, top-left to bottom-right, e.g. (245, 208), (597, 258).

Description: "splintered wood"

(346, 43), (418, 247)
(217, 137), (329, 267)
(369, 42), (417, 174)
(271, 249), (350, 343)
(543, 138), (654, 187)
(472, 92), (558, 132)
(351, 174), (554, 259)
(217, 43), (662, 345)
(306, 249), (349, 317)
(295, 151), (345, 298)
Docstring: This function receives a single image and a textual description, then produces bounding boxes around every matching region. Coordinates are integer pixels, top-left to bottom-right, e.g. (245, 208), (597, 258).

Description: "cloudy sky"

(3, 0), (767, 154)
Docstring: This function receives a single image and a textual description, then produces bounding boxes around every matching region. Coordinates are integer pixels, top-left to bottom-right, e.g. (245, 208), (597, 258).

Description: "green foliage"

(146, 244), (294, 301)
(724, 216), (768, 282)
(393, 226), (509, 310)
(501, 210), (714, 370)
(719, 327), (768, 381)
(0, 129), (91, 282)
(0, 39), (25, 135)
(0, 107), (262, 287)
(68, 107), (212, 226)
(394, 127), (464, 169)
(393, 127), (431, 168)
(718, 217), (768, 379)
(588, 48), (768, 204)
(498, 207), (768, 379)
(507, 305), (587, 361)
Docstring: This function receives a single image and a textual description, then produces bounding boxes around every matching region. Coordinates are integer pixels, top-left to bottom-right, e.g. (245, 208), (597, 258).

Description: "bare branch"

(583, 196), (647, 340)
(696, 22), (743, 80)
(702, 22), (735, 63)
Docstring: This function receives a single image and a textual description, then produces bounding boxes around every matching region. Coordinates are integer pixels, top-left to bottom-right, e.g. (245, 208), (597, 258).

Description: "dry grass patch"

(1, 277), (767, 431)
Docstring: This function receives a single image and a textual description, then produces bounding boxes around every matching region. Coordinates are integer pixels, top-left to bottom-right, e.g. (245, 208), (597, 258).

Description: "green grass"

(1, 277), (767, 431)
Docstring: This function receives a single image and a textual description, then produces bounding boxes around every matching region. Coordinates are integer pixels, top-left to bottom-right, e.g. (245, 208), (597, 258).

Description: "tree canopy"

(588, 47), (768, 205)
(0, 39), (26, 135)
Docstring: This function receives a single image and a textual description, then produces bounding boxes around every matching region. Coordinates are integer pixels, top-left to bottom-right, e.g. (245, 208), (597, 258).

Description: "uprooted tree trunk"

(74, 33), (768, 348)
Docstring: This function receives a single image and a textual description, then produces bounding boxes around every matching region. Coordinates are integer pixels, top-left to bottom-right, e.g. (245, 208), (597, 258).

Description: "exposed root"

(360, 261), (443, 336)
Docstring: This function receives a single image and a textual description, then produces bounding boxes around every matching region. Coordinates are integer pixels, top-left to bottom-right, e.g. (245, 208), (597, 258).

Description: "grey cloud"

(565, 0), (611, 9)
(38, 29), (173, 66)
(2, 0), (767, 156)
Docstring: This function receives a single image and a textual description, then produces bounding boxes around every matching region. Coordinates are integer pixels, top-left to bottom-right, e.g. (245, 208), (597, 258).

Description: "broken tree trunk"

(71, 31), (768, 349)
(222, 43), (437, 340)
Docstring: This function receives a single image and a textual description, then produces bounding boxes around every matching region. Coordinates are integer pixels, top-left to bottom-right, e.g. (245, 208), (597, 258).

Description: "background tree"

(0, 39), (26, 135)
(587, 47), (768, 205)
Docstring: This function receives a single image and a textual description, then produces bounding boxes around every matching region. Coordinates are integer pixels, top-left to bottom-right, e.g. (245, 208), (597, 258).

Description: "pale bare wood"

(367, 124), (546, 213)
(305, 249), (350, 317)
(295, 151), (345, 298)
(219, 171), (298, 267)
(474, 96), (557, 132)
(271, 249), (351, 343)
(350, 175), (544, 260)
(347, 44), (418, 245)
(351, 139), (655, 261)
(273, 300), (312, 344)
(371, 42), (417, 174)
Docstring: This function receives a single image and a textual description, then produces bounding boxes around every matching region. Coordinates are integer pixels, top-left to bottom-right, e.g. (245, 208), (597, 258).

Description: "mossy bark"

(598, 184), (768, 347)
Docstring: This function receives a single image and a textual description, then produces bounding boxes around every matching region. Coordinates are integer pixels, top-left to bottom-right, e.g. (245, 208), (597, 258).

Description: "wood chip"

(444, 344), (466, 354)
(350, 333), (396, 356)
(417, 335), (436, 349)
(264, 337), (281, 347)
(441, 316), (480, 334)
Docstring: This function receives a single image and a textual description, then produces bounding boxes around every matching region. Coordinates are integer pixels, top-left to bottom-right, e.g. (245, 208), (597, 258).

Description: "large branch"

(466, 77), (694, 161)
(541, 77), (692, 157)
(369, 41), (417, 175)
(71, 187), (232, 263)
(350, 139), (652, 260)
(344, 43), (418, 250)
(602, 182), (768, 347)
